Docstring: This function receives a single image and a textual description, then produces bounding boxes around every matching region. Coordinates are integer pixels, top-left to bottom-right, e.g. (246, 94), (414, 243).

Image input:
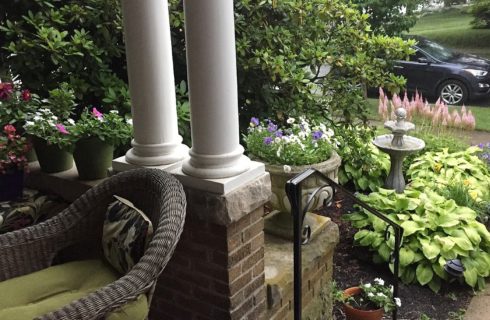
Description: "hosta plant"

(345, 188), (490, 292)
(408, 147), (490, 201)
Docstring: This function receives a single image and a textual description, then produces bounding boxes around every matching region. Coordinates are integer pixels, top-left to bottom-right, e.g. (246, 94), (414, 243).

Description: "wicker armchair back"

(0, 168), (187, 319)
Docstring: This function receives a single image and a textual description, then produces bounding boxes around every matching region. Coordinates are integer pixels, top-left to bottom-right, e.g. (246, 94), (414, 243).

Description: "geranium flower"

(21, 89), (31, 102)
(55, 124), (69, 135)
(92, 107), (104, 121)
(3, 124), (16, 135)
(0, 82), (13, 100)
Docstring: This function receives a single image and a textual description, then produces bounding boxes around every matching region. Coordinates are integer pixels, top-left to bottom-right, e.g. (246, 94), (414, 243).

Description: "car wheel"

(438, 80), (468, 105)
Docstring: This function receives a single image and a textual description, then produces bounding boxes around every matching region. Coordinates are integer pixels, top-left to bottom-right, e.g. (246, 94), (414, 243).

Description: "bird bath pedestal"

(373, 108), (425, 193)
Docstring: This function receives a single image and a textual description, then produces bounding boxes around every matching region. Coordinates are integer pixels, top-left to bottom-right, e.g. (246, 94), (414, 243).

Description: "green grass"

(366, 98), (490, 132)
(409, 8), (490, 58)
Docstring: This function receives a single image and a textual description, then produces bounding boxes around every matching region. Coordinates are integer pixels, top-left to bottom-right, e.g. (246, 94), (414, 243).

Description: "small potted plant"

(71, 107), (132, 180)
(243, 116), (341, 239)
(24, 108), (75, 173)
(339, 278), (401, 320)
(0, 124), (30, 200)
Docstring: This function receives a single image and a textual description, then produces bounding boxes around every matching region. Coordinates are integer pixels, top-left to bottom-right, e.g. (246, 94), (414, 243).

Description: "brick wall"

(150, 207), (267, 320)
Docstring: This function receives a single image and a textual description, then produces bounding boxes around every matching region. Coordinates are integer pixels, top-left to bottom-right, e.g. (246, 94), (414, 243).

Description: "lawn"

(409, 7), (490, 59)
(366, 98), (490, 132)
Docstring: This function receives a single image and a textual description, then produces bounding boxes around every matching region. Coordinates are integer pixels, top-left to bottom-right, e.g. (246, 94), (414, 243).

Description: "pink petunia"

(92, 107), (104, 120)
(55, 124), (69, 135)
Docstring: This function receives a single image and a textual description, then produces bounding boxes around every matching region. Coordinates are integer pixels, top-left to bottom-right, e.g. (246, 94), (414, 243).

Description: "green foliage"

(470, 0), (490, 29)
(0, 0), (127, 111)
(345, 187), (490, 291)
(336, 126), (390, 191)
(43, 83), (76, 120)
(408, 147), (490, 200)
(243, 117), (334, 165)
(0, 124), (29, 173)
(175, 81), (191, 147)
(351, 0), (422, 35)
(71, 108), (132, 147)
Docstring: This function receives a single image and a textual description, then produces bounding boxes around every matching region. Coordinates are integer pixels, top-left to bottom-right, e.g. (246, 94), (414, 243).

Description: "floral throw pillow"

(102, 195), (153, 275)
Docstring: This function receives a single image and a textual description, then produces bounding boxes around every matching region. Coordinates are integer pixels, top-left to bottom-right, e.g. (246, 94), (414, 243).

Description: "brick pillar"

(149, 174), (271, 320)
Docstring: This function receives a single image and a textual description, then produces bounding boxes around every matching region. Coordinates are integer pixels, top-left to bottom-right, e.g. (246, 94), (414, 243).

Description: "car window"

(409, 50), (426, 62)
(416, 39), (455, 61)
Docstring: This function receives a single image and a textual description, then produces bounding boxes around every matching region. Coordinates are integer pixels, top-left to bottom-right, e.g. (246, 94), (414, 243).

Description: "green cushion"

(0, 259), (148, 320)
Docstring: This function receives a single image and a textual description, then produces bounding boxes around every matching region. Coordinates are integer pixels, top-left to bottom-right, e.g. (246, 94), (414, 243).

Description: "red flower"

(21, 89), (31, 102)
(3, 124), (16, 135)
(0, 82), (13, 100)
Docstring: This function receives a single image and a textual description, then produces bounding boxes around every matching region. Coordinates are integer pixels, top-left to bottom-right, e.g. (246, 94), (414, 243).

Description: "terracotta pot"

(343, 287), (384, 320)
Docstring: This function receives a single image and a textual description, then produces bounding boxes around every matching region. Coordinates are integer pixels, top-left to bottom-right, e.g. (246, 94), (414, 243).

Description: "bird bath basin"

(372, 108), (425, 193)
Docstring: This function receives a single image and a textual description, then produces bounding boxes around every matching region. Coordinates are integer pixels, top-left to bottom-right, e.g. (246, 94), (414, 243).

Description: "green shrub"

(336, 126), (390, 191)
(345, 187), (490, 291)
(0, 0), (128, 112)
(470, 0), (490, 29)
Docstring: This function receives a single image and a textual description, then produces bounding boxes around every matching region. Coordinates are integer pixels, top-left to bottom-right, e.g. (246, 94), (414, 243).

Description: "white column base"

(125, 140), (189, 166)
(173, 160), (265, 194)
(182, 146), (250, 179)
(113, 144), (189, 172)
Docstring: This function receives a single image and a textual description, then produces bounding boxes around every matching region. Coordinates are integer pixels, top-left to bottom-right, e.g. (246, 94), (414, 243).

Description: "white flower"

(48, 120), (55, 126)
(286, 117), (295, 124)
(298, 131), (307, 139)
(374, 278), (385, 286)
(51, 115), (58, 120)
(282, 136), (291, 143)
(67, 118), (75, 125)
(367, 292), (374, 297)
(126, 118), (133, 126)
(364, 283), (371, 288)
(390, 285), (394, 293)
(109, 110), (119, 114)
(377, 292), (385, 297)
(25, 121), (34, 127)
(394, 297), (401, 307)
(283, 165), (292, 173)
(274, 137), (282, 144)
(33, 115), (42, 121)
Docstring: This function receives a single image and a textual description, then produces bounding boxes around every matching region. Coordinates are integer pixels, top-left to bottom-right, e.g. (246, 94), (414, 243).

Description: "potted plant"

(71, 107), (132, 180)
(337, 278), (401, 320)
(243, 116), (341, 239)
(0, 82), (39, 161)
(24, 108), (75, 173)
(0, 124), (30, 200)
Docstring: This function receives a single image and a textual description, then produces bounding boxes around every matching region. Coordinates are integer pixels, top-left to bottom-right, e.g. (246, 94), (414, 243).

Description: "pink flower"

(92, 107), (104, 120)
(3, 124), (16, 135)
(0, 82), (13, 100)
(21, 89), (31, 102)
(55, 124), (69, 135)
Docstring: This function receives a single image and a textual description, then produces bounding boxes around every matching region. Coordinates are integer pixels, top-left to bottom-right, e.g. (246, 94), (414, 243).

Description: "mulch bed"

(318, 189), (473, 320)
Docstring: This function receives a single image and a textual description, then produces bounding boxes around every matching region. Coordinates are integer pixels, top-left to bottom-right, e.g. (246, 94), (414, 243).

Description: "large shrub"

(0, 0), (128, 112)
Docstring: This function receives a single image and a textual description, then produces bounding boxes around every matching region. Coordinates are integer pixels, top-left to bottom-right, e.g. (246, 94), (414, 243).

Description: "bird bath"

(373, 108), (425, 193)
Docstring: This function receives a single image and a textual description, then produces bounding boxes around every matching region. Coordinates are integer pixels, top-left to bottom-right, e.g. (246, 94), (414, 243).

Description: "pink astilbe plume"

(467, 110), (476, 130)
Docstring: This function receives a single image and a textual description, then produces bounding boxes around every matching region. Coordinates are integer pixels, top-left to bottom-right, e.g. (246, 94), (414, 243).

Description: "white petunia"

(394, 297), (401, 307)
(286, 118), (295, 124)
(283, 165), (292, 173)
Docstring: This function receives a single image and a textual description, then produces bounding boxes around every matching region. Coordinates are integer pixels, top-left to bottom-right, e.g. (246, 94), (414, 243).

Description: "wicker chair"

(0, 168), (187, 320)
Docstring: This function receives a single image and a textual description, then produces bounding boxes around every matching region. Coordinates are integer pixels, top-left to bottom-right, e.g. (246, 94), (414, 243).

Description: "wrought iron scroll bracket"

(286, 168), (404, 320)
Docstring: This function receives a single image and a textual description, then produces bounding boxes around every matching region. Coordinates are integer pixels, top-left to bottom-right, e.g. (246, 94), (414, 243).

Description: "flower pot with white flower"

(243, 116), (341, 240)
(24, 109), (75, 173)
(0, 125), (30, 200)
(340, 278), (401, 320)
(72, 108), (132, 180)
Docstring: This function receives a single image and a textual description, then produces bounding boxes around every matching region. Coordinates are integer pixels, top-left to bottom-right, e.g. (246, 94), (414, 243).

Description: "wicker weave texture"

(0, 168), (187, 320)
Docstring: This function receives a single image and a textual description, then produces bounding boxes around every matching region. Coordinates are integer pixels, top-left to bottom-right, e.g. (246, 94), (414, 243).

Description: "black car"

(394, 36), (490, 105)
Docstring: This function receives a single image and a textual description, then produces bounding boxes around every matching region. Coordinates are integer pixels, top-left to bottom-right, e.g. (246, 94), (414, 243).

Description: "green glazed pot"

(74, 137), (114, 180)
(32, 137), (73, 173)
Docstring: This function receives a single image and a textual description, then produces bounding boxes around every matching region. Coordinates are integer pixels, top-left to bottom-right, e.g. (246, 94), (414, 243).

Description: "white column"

(182, 0), (250, 179)
(121, 0), (187, 166)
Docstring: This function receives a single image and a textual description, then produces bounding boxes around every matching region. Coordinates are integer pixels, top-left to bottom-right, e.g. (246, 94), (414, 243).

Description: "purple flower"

(275, 130), (283, 138)
(478, 143), (484, 149)
(268, 122), (278, 132)
(263, 137), (273, 145)
(250, 117), (259, 126)
(312, 131), (323, 140)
